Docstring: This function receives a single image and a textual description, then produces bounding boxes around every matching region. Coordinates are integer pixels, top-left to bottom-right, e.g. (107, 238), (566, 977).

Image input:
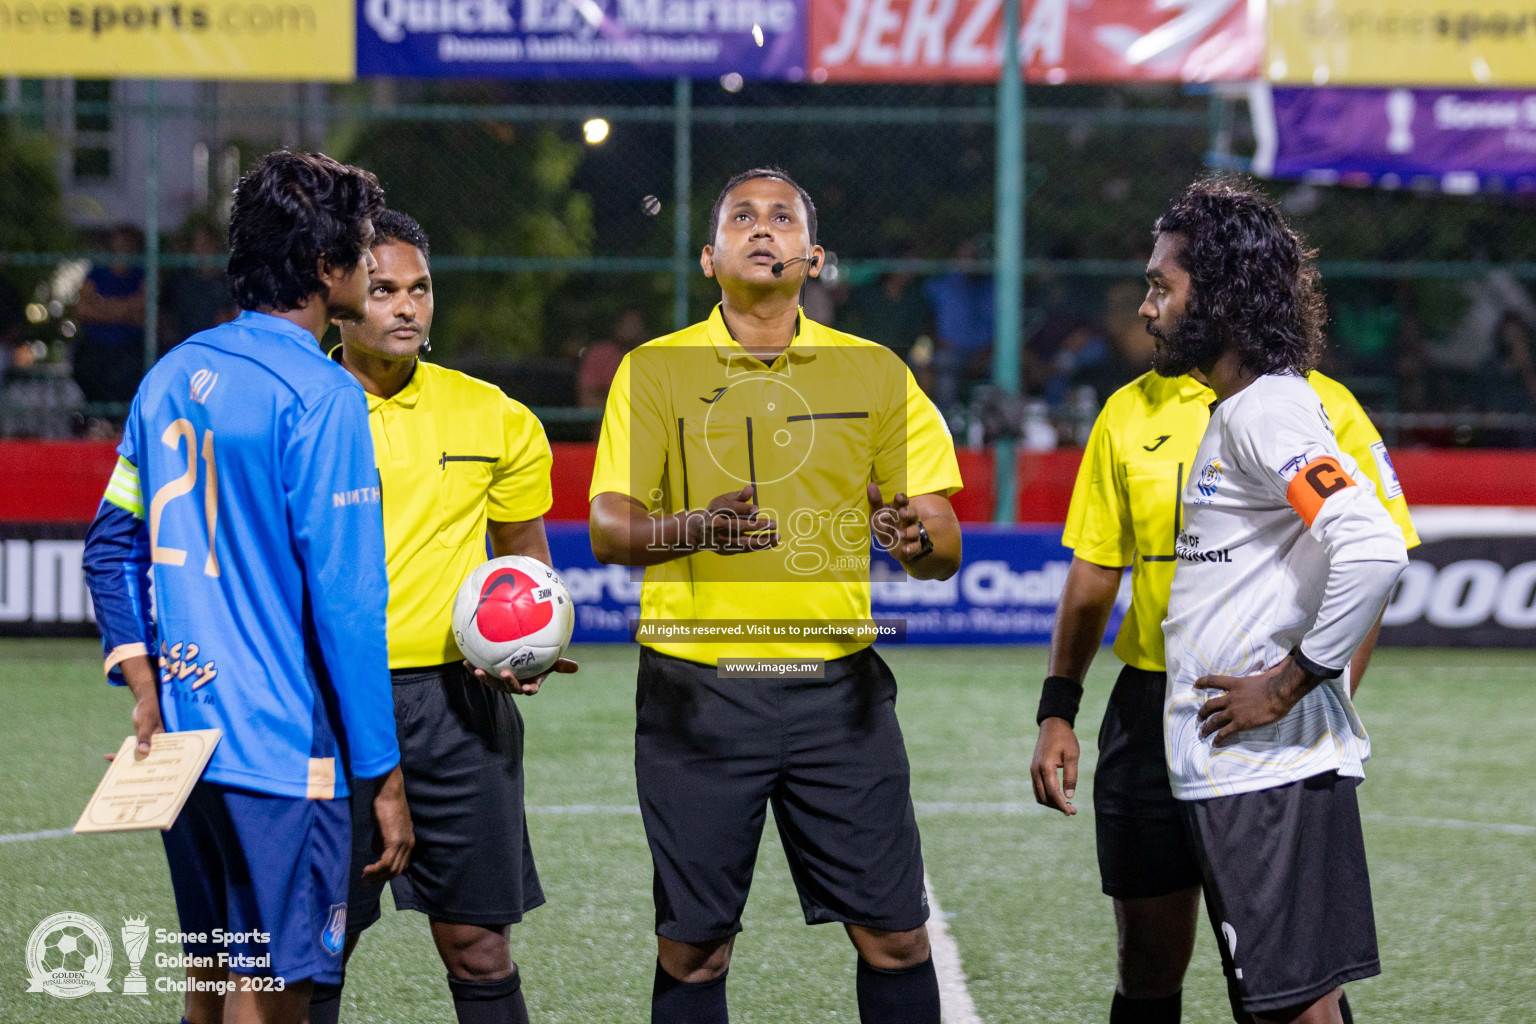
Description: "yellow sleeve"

(1313, 376), (1420, 550)
(1062, 406), (1135, 568)
(589, 351), (671, 507)
(873, 366), (963, 499)
(486, 396), (553, 522)
(102, 455), (144, 519)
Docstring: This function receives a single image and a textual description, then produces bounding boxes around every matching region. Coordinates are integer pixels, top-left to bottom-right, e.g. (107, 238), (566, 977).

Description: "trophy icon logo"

(120, 916), (150, 995)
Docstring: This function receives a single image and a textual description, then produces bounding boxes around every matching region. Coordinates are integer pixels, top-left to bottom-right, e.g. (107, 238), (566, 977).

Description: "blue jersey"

(83, 311), (398, 798)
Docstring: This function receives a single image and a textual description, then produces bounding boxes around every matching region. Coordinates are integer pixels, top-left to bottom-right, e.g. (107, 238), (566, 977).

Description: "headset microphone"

(770, 254), (820, 277)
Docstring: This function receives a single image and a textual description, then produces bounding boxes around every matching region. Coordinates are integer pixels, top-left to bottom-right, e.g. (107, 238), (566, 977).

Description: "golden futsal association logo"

(25, 912), (114, 998)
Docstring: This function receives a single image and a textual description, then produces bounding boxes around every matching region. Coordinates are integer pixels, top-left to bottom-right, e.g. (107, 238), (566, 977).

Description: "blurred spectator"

(1394, 311), (1432, 412)
(1487, 314), (1536, 409)
(1070, 280), (1155, 401)
(1479, 313), (1536, 446)
(1032, 323), (1108, 405)
(1023, 267), (1109, 405)
(578, 309), (647, 412)
(1437, 269), (1536, 371)
(161, 221), (235, 351)
(923, 239), (994, 409)
(838, 267), (930, 363)
(73, 224), (146, 405)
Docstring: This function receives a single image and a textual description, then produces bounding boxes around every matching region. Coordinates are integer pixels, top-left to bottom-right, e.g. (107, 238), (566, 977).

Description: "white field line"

(0, 828), (74, 844)
(4, 802), (1531, 845)
(924, 871), (983, 1024)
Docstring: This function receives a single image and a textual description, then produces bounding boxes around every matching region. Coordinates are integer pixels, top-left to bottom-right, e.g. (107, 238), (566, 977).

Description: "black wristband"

(1036, 676), (1084, 727)
(1291, 646), (1342, 680)
(908, 521), (933, 561)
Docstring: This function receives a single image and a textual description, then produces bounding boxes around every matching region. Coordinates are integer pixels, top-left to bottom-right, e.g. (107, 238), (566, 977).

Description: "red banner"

(809, 0), (1262, 84)
(8, 442), (1535, 525)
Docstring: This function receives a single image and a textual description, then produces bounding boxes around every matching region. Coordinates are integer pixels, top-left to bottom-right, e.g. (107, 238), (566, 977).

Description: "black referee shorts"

(635, 647), (929, 944)
(347, 663), (545, 935)
(1092, 664), (1203, 900)
(1185, 771), (1380, 1019)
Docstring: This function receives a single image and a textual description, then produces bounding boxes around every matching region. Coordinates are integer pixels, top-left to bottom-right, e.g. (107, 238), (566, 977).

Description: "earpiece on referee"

(770, 254), (820, 278)
(419, 336), (432, 355)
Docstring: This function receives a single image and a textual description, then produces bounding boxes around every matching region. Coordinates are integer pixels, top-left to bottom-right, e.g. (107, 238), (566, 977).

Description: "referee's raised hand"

(696, 486), (779, 554)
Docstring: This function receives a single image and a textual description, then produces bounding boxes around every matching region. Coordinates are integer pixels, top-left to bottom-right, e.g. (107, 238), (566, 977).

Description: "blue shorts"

(161, 781), (350, 985)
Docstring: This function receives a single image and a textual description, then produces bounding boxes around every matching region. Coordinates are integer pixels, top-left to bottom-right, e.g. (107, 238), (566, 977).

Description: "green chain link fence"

(3, 78), (1535, 448)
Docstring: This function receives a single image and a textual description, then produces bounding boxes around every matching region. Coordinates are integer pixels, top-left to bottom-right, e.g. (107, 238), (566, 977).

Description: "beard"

(1148, 308), (1225, 378)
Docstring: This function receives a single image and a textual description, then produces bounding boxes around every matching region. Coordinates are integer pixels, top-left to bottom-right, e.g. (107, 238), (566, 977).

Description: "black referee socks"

(308, 977), (344, 1024)
(1109, 989), (1181, 1024)
(447, 969), (529, 1024)
(855, 955), (941, 1024)
(652, 960), (729, 1024)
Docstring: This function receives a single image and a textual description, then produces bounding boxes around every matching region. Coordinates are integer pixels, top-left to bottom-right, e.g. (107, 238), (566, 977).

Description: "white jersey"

(1163, 374), (1408, 801)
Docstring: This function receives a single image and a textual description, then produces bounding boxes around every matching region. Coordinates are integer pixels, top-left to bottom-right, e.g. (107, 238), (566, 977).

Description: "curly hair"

(1154, 177), (1327, 376)
(372, 208), (430, 259)
(228, 151), (385, 312)
(708, 166), (817, 247)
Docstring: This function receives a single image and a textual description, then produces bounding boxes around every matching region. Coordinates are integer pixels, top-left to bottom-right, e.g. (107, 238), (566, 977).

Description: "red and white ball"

(452, 555), (574, 680)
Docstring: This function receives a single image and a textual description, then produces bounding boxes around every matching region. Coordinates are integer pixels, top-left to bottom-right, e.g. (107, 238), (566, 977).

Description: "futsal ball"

(452, 555), (574, 680)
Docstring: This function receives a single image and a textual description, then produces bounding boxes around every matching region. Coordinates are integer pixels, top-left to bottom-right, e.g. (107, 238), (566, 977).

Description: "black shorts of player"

(635, 647), (929, 944)
(346, 663), (545, 935)
(1092, 664), (1203, 900)
(1185, 771), (1380, 1020)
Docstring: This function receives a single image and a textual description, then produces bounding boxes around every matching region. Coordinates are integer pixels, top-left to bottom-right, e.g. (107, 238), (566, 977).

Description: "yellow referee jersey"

(590, 306), (962, 666)
(1064, 370), (1419, 673)
(346, 357), (553, 669)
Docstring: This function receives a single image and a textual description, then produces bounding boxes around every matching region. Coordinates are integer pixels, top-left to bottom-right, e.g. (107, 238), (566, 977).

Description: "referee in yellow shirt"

(1028, 291), (1418, 1022)
(308, 210), (572, 1024)
(589, 168), (963, 1024)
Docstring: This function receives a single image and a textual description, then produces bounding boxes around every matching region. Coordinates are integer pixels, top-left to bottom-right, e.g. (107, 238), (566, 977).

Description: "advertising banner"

(1268, 0), (1536, 87)
(1380, 535), (1536, 648)
(555, 523), (1127, 645)
(9, 519), (1533, 648)
(0, 521), (1123, 645)
(356, 0), (807, 79)
(0, 0), (354, 80)
(1254, 86), (1536, 193)
(809, 0), (1261, 85)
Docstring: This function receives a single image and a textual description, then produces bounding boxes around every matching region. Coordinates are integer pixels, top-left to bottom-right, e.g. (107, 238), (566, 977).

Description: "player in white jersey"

(1144, 179), (1408, 1024)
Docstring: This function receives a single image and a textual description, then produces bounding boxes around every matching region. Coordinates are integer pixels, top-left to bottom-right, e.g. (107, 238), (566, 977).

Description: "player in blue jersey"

(83, 150), (413, 1024)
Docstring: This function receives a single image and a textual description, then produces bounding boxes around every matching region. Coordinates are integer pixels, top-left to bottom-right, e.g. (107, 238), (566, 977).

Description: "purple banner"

(1255, 86), (1536, 195)
(357, 0), (807, 80)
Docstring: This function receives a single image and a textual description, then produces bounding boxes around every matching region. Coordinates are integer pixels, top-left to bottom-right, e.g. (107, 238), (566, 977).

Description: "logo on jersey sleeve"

(1369, 441), (1404, 500)
(1285, 456), (1356, 526)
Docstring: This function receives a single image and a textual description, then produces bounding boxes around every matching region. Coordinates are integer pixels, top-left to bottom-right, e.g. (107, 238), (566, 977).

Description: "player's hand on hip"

(1196, 656), (1319, 745)
(363, 766), (414, 884)
(867, 484), (923, 562)
(696, 486), (778, 555)
(1030, 718), (1080, 816)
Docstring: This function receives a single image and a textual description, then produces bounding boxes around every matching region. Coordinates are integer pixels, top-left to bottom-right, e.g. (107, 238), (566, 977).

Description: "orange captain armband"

(1285, 456), (1356, 526)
